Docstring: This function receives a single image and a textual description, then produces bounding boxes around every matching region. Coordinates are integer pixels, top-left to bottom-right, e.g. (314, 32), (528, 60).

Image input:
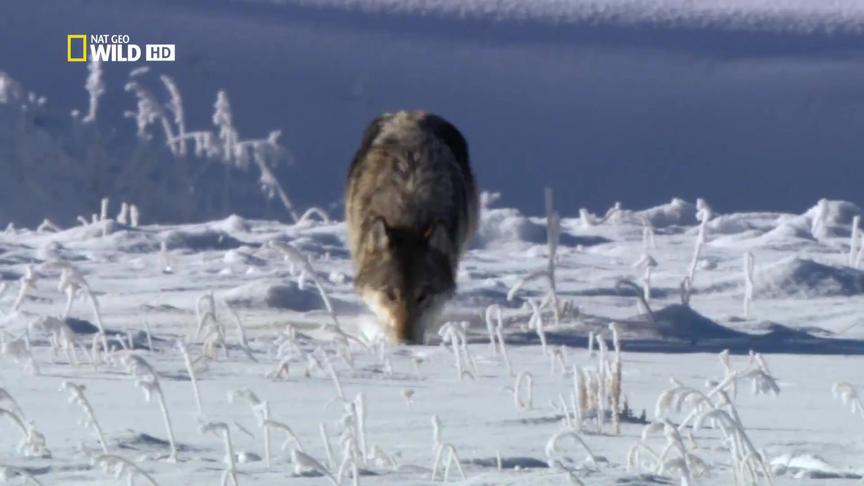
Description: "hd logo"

(67, 34), (175, 63)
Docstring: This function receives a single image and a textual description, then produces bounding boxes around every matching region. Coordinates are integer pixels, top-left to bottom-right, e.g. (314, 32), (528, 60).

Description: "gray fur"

(346, 111), (479, 343)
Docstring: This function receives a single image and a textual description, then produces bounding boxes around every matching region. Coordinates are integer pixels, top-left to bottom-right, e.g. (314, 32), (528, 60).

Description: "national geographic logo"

(67, 34), (175, 63)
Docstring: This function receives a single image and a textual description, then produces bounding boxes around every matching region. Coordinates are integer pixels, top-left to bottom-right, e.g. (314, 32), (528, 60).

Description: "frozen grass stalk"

(100, 197), (109, 222)
(688, 199), (712, 283)
(82, 59), (104, 124)
(57, 265), (110, 359)
(743, 252), (755, 319)
(229, 389), (271, 468)
(484, 304), (502, 353)
(116, 202), (129, 225)
(514, 371), (534, 411)
(268, 241), (343, 332)
(0, 387), (50, 458)
(632, 254), (657, 303)
(506, 188), (561, 325)
(200, 421), (239, 486)
(438, 321), (476, 380)
(12, 265), (36, 312)
(122, 355), (177, 462)
(92, 454), (160, 486)
(431, 443), (466, 482)
(177, 341), (203, 416)
(60, 381), (108, 453)
(642, 219), (656, 250)
(832, 382), (864, 420)
(130, 204), (140, 227)
(545, 429), (598, 476)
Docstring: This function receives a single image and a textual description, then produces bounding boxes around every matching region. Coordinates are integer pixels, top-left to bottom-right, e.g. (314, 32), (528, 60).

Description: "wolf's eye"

(416, 291), (428, 304)
(386, 288), (397, 301)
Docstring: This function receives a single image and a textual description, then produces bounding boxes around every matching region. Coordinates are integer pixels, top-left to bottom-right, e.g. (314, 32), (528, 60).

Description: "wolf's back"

(346, 111), (478, 269)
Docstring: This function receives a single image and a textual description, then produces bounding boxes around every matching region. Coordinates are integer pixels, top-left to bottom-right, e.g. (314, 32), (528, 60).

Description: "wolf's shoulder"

(348, 111), (472, 182)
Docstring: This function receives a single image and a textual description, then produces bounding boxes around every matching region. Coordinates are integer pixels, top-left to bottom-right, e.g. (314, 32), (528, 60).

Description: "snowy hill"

(1, 0), (864, 225)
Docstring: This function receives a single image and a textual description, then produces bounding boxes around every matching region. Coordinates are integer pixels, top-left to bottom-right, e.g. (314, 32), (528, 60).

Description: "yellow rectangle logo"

(67, 34), (87, 62)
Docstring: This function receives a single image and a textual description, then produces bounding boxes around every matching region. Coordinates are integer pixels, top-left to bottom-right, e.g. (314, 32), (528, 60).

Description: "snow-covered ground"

(2, 1), (864, 484)
(2, 197), (864, 485)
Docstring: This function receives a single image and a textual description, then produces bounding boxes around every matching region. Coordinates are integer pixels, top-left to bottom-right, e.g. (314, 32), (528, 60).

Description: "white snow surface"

(1, 198), (864, 484)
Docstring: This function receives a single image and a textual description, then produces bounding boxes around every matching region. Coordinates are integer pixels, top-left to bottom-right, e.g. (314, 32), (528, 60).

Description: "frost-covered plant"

(849, 216), (860, 267)
(192, 292), (228, 360)
(239, 131), (299, 222)
(482, 305), (514, 375)
(545, 429), (598, 479)
(484, 303), (502, 349)
(266, 326), (328, 382)
(429, 415), (466, 482)
(290, 449), (338, 485)
(199, 421), (239, 486)
(680, 276), (692, 308)
(268, 241), (341, 331)
(30, 316), (78, 365)
(121, 354), (177, 462)
(568, 325), (624, 434)
(811, 198), (829, 239)
(160, 75), (186, 156)
(642, 219), (656, 250)
(225, 303), (256, 362)
(334, 394), (369, 484)
(266, 419), (304, 461)
(525, 299), (548, 355)
(56, 264), (110, 358)
(743, 252), (755, 318)
(632, 254), (657, 303)
(579, 202), (621, 228)
(124, 80), (174, 143)
(627, 420), (707, 484)
(100, 198), (110, 222)
(36, 219), (61, 233)
(0, 387), (50, 458)
(431, 442), (466, 482)
(437, 321), (477, 380)
(130, 204), (140, 227)
(60, 381), (109, 453)
(82, 59), (105, 124)
(513, 371), (534, 411)
(229, 389), (271, 467)
(12, 265), (37, 312)
(159, 241), (172, 274)
(0, 330), (38, 374)
(91, 454), (160, 486)
(116, 202), (129, 225)
(176, 341), (203, 416)
(688, 198), (712, 283)
(638, 351), (779, 484)
(201, 91), (299, 221)
(297, 207), (332, 226)
(616, 279), (654, 324)
(831, 382), (864, 420)
(607, 324), (623, 434)
(507, 188), (562, 325)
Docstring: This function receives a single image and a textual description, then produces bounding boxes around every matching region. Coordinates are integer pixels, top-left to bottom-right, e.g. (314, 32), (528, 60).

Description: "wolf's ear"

(369, 217), (390, 251)
(425, 222), (450, 254)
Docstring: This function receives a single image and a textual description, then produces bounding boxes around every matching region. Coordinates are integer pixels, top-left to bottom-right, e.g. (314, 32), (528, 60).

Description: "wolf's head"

(355, 217), (455, 344)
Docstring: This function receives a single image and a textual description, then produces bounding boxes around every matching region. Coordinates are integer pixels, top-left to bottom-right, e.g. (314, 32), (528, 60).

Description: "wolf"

(346, 111), (479, 344)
